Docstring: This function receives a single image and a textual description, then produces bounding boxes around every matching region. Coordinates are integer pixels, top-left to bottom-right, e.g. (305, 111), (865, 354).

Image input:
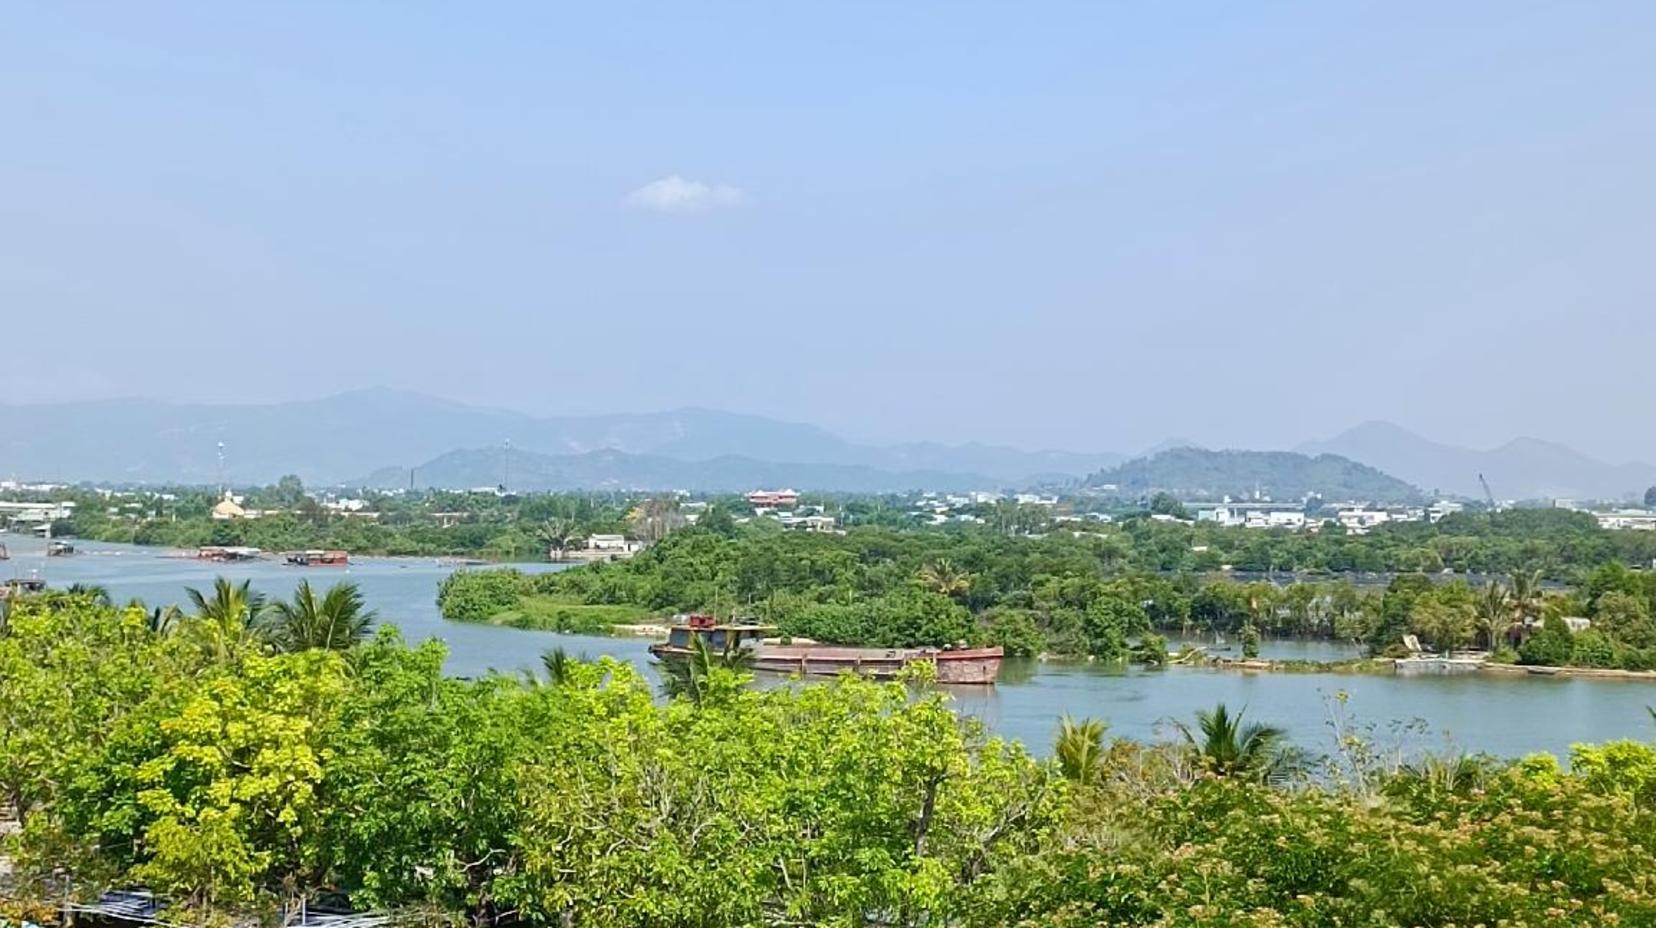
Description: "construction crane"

(1478, 473), (1498, 510)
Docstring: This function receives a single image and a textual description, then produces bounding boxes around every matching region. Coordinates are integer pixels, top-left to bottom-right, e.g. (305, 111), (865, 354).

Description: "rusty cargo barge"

(648, 614), (1003, 685)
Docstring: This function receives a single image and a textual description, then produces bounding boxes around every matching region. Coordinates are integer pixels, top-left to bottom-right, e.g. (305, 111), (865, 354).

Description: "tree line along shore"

(439, 513), (1656, 674)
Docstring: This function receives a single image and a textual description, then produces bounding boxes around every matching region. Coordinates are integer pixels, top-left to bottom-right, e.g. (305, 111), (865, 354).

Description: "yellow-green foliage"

(5, 593), (1656, 927)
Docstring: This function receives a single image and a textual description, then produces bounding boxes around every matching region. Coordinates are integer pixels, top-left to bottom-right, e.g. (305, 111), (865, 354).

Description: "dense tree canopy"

(6, 592), (1656, 927)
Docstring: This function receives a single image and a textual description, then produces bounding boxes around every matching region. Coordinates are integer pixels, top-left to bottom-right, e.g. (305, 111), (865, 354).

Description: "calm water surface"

(10, 536), (1653, 760)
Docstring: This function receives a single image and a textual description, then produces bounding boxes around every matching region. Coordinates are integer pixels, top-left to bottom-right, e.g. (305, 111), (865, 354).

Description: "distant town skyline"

(6, 3), (1655, 461)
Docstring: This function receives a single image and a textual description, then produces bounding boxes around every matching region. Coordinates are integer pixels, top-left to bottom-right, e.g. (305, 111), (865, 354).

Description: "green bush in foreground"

(5, 593), (1656, 927)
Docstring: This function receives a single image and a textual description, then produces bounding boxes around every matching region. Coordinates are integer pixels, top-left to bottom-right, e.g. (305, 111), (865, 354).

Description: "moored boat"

(285, 549), (349, 566)
(0, 577), (47, 599)
(648, 614), (1004, 684)
(197, 545), (263, 562)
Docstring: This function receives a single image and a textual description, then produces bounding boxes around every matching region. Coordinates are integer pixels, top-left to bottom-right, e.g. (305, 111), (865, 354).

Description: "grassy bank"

(472, 594), (653, 634)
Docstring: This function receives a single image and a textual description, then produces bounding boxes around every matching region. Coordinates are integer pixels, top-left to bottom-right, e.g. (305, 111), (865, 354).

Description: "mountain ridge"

(359, 446), (1003, 494)
(1086, 447), (1421, 503)
(0, 389), (1114, 487)
(1298, 420), (1656, 500)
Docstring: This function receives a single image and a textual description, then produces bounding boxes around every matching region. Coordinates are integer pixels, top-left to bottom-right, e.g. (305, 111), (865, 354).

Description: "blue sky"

(5, 2), (1654, 459)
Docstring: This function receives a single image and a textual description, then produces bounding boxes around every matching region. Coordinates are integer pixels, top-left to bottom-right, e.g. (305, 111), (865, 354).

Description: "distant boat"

(0, 542), (8, 560)
(0, 577), (47, 599)
(285, 549), (349, 567)
(648, 614), (1004, 685)
(46, 541), (75, 557)
(197, 545), (262, 562)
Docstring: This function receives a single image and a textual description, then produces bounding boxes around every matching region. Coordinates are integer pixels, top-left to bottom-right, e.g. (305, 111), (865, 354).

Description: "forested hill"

(1087, 448), (1422, 503)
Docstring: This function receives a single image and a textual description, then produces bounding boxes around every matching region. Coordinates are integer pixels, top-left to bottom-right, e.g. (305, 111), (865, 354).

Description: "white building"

(1596, 509), (1656, 531)
(1337, 508), (1391, 534)
(1426, 500), (1464, 523)
(1194, 502), (1305, 530)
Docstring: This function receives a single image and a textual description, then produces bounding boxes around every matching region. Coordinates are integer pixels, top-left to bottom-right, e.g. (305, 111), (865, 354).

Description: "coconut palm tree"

(64, 583), (112, 605)
(1054, 715), (1109, 784)
(1509, 568), (1545, 628)
(1174, 702), (1297, 784)
(541, 646), (578, 685)
(917, 559), (972, 599)
(655, 634), (755, 704)
(537, 518), (578, 562)
(184, 577), (268, 661)
(1385, 753), (1494, 801)
(263, 580), (377, 652)
(147, 604), (184, 636)
(1475, 580), (1512, 651)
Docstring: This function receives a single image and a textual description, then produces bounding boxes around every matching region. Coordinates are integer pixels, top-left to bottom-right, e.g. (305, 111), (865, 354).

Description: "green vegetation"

(511, 521), (1656, 668)
(1088, 447), (1422, 502)
(42, 481), (635, 559)
(7, 592), (1656, 927)
(435, 567), (652, 632)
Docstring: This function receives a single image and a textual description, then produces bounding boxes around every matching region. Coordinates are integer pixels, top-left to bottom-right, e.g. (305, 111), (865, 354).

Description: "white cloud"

(624, 175), (748, 213)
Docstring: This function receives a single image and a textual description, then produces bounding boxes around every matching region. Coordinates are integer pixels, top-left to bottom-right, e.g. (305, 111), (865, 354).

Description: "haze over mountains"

(0, 389), (1120, 490)
(1, 390), (1651, 501)
(1299, 422), (1656, 502)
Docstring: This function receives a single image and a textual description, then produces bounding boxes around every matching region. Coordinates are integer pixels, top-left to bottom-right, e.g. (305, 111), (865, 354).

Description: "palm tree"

(147, 604), (184, 636)
(64, 583), (112, 605)
(655, 634), (755, 704)
(1475, 580), (1512, 651)
(1174, 702), (1297, 784)
(540, 646), (579, 686)
(1054, 715), (1109, 784)
(537, 518), (578, 562)
(1509, 568), (1545, 628)
(263, 580), (376, 652)
(1386, 753), (1493, 801)
(917, 559), (972, 599)
(184, 577), (268, 661)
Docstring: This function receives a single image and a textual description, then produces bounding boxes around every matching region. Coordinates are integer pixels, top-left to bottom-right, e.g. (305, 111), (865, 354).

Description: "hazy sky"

(5, 3), (1654, 459)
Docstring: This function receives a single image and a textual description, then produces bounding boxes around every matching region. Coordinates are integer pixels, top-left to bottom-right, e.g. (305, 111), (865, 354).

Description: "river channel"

(9, 536), (1654, 761)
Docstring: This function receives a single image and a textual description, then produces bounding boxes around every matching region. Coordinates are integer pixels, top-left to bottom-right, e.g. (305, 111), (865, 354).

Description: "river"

(9, 536), (1653, 761)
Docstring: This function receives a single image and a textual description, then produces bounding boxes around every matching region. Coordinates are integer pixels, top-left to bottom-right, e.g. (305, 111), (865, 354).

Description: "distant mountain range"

(0, 388), (1118, 489)
(4, 391), (1650, 500)
(359, 448), (1000, 494)
(1299, 421), (1656, 502)
(1086, 448), (1422, 504)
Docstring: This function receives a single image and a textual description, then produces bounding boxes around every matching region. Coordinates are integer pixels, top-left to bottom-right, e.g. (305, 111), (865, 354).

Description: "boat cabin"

(664, 613), (775, 652)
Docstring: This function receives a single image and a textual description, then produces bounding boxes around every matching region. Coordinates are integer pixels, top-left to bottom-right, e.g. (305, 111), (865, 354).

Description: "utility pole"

(503, 438), (512, 494)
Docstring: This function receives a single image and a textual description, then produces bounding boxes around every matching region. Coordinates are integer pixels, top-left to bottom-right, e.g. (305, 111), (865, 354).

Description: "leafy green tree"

(1411, 600), (1474, 653)
(1148, 492), (1189, 520)
(1646, 485), (1656, 508)
(133, 650), (347, 912)
(1239, 622), (1261, 659)
(1595, 590), (1656, 650)
(1519, 613), (1575, 667)
(1132, 632), (1168, 666)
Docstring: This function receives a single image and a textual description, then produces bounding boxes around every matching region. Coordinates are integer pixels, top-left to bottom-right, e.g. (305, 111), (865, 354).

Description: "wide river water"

(9, 536), (1654, 760)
